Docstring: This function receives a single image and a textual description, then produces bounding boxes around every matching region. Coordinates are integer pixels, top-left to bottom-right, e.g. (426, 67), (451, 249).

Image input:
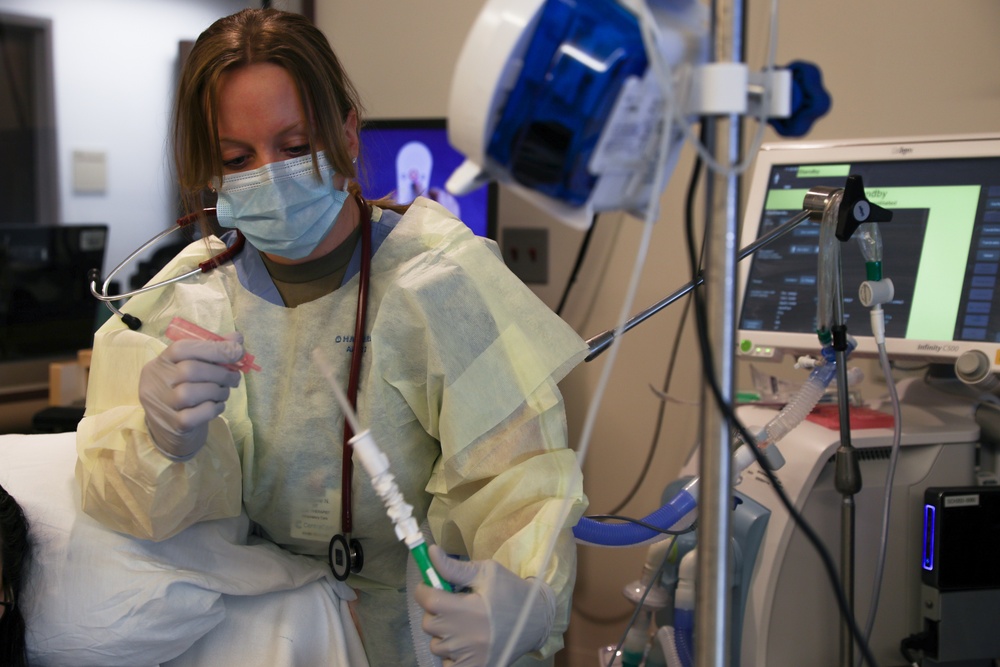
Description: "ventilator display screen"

(737, 135), (1000, 367)
(359, 118), (497, 240)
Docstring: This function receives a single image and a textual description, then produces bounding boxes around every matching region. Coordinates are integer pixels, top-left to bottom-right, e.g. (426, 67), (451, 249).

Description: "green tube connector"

(410, 541), (452, 592)
(865, 260), (882, 281)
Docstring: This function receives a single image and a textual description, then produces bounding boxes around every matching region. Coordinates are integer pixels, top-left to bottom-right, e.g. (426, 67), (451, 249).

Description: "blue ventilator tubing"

(572, 489), (698, 546)
(673, 608), (695, 667)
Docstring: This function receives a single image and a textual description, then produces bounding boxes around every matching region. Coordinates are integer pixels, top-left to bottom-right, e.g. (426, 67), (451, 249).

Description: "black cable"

(556, 213), (599, 316)
(606, 157), (706, 516)
(899, 631), (929, 666)
(683, 152), (880, 667)
(585, 514), (697, 536)
(577, 149), (709, 642)
(572, 169), (704, 626)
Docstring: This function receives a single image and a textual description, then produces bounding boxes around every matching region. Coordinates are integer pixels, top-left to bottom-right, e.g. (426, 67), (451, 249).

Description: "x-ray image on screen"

(359, 118), (497, 240)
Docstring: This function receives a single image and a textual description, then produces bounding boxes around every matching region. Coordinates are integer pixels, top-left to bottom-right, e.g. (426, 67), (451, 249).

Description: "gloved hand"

(414, 544), (556, 667)
(139, 335), (244, 461)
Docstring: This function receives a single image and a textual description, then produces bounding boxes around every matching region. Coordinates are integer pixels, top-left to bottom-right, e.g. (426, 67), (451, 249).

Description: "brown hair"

(173, 8), (399, 217)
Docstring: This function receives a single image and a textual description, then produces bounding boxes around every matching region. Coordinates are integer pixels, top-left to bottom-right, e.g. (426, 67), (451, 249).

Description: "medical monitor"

(0, 224), (108, 406)
(359, 118), (498, 240)
(737, 134), (1000, 371)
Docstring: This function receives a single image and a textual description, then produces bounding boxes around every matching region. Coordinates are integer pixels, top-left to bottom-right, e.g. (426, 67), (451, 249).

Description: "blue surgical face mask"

(214, 151), (349, 260)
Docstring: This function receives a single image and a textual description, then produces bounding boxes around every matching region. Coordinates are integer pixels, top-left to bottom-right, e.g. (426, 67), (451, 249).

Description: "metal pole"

(833, 239), (860, 667)
(696, 0), (744, 664)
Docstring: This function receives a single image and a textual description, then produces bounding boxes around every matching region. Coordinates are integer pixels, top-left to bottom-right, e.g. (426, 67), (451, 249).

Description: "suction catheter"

(311, 348), (451, 592)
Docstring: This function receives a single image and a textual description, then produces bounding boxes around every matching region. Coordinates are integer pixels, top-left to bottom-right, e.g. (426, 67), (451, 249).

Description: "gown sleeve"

(425, 385), (587, 661)
(76, 240), (247, 541)
(373, 203), (589, 660)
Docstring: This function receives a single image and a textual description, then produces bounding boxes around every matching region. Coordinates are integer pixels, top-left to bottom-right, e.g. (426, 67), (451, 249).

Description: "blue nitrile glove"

(138, 335), (243, 461)
(414, 544), (556, 667)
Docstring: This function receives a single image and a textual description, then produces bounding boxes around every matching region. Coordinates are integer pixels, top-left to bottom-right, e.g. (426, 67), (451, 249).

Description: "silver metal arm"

(585, 209), (810, 361)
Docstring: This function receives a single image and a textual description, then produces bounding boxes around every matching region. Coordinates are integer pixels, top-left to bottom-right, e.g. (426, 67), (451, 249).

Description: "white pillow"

(0, 432), (347, 667)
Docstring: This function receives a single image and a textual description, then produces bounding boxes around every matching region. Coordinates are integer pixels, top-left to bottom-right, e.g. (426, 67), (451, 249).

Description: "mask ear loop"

(346, 156), (357, 191)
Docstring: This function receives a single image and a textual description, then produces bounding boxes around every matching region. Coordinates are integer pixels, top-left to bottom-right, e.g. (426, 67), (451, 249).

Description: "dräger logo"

(893, 146), (914, 156)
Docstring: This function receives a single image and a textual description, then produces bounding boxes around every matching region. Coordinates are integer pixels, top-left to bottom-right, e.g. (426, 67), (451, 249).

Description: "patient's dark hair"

(0, 483), (30, 667)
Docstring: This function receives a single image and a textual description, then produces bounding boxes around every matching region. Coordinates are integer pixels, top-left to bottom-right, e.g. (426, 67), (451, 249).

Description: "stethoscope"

(329, 194), (372, 582)
(88, 196), (374, 582)
(88, 208), (246, 331)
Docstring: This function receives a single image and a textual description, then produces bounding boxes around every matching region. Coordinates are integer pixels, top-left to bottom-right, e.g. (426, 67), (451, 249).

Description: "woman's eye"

(286, 144), (310, 156)
(223, 155), (249, 170)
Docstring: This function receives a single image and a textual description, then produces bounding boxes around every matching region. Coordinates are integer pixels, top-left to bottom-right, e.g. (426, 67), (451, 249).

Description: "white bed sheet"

(0, 432), (368, 667)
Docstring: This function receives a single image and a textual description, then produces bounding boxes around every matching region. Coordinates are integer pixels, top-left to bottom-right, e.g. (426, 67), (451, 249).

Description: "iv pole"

(696, 0), (744, 664)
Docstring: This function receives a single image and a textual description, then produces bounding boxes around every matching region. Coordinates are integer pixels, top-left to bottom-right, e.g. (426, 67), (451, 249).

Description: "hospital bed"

(0, 431), (369, 667)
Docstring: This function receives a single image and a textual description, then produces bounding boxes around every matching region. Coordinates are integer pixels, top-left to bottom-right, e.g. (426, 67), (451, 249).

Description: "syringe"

(312, 348), (452, 591)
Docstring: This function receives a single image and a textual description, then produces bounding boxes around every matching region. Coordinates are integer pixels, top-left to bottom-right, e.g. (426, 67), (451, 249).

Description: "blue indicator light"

(922, 504), (936, 571)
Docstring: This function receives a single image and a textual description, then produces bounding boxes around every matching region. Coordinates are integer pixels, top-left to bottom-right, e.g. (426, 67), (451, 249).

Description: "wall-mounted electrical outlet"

(501, 227), (548, 284)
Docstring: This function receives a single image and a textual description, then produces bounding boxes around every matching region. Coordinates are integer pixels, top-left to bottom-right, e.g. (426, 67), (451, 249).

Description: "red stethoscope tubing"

(341, 194), (373, 535)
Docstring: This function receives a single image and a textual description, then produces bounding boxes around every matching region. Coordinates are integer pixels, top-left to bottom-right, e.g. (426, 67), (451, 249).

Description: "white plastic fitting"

(674, 548), (697, 611)
(687, 62), (748, 114)
(351, 430), (423, 547)
(748, 69), (792, 119)
(955, 349), (1000, 392)
(859, 278), (894, 308)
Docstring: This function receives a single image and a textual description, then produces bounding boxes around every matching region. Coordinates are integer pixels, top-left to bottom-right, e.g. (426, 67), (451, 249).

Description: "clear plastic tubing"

(816, 191), (842, 338)
(754, 345), (837, 449)
(573, 346), (840, 547)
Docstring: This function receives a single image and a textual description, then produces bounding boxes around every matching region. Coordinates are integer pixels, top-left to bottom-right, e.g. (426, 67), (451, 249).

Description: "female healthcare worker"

(75, 8), (588, 666)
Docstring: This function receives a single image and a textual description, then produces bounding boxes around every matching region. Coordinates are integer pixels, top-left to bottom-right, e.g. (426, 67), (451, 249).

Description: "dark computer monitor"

(0, 224), (108, 363)
(358, 118), (498, 240)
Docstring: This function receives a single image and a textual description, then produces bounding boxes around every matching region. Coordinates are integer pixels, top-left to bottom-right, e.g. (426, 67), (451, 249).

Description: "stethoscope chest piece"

(329, 533), (364, 581)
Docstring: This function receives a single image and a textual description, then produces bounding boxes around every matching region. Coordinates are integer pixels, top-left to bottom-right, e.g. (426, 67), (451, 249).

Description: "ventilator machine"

(444, 0), (1000, 666)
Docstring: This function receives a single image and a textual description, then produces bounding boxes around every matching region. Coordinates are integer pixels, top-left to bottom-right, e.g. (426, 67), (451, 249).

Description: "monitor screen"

(737, 135), (1000, 370)
(358, 118), (498, 240)
(0, 224), (108, 363)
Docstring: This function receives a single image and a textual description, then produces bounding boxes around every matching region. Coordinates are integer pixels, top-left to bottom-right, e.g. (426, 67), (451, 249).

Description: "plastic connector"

(748, 68), (792, 119)
(859, 278), (894, 308)
(955, 349), (1000, 392)
(688, 62), (749, 114)
(869, 307), (887, 345)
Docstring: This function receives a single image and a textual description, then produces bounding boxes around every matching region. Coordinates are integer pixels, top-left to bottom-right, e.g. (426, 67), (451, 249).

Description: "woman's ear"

(344, 109), (359, 160)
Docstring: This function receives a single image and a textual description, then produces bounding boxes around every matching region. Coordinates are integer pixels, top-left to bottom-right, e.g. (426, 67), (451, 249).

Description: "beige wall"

(318, 2), (1000, 664)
